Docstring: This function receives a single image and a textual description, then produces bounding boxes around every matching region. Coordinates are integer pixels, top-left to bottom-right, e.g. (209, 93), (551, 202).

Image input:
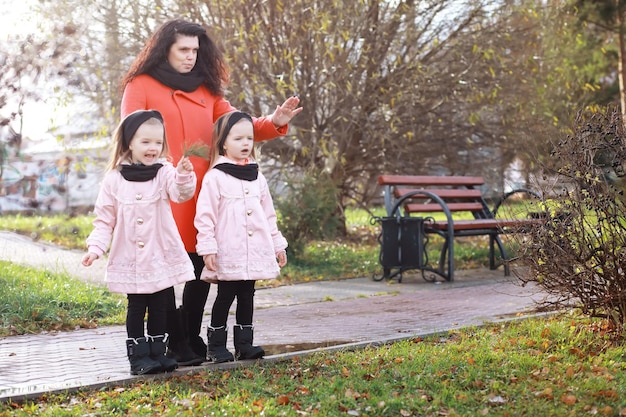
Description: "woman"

(120, 18), (301, 366)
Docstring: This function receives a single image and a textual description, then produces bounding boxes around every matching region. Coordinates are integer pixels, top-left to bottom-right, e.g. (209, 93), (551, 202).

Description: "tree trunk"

(617, 6), (626, 127)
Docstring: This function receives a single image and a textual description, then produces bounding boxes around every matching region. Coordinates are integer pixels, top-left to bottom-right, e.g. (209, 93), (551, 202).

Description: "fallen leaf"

(600, 406), (614, 416)
(561, 394), (576, 405)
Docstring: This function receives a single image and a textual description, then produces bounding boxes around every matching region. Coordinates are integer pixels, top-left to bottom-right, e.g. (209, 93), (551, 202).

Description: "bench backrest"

(378, 175), (493, 218)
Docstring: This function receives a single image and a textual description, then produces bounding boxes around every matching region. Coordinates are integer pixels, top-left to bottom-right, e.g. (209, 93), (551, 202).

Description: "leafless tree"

(15, 0), (577, 232)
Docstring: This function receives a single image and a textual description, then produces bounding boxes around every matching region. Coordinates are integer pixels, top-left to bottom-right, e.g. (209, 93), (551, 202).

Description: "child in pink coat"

(194, 111), (288, 363)
(82, 110), (197, 375)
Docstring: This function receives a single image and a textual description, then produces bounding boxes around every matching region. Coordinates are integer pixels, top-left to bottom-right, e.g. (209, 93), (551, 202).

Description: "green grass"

(2, 314), (625, 416)
(0, 261), (126, 336)
(0, 213), (93, 249)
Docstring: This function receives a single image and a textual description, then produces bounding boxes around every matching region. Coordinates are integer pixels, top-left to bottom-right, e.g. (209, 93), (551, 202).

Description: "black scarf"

(119, 163), (163, 182)
(214, 163), (259, 181)
(148, 62), (204, 93)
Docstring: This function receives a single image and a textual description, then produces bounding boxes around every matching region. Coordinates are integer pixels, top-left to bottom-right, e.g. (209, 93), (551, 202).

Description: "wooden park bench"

(373, 175), (543, 282)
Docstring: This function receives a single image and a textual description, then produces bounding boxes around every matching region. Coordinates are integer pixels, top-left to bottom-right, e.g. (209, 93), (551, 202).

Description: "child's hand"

(177, 156), (193, 174)
(203, 254), (217, 271)
(276, 250), (287, 267)
(82, 252), (98, 267)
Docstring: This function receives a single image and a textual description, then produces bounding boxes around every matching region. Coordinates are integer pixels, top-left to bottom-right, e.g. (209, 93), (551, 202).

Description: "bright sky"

(0, 0), (37, 35)
(1, 0), (62, 139)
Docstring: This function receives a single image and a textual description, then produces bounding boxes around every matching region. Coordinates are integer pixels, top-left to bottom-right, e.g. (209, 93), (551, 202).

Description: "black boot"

(182, 306), (207, 359)
(126, 337), (163, 375)
(207, 326), (234, 363)
(148, 334), (179, 372)
(234, 324), (265, 360)
(165, 308), (205, 366)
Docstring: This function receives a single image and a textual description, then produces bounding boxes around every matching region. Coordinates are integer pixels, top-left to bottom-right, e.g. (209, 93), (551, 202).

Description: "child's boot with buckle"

(207, 326), (234, 363)
(148, 334), (179, 372)
(126, 337), (163, 375)
(234, 324), (265, 360)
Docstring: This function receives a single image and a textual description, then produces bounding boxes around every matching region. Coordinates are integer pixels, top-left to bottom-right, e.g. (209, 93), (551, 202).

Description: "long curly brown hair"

(120, 19), (228, 96)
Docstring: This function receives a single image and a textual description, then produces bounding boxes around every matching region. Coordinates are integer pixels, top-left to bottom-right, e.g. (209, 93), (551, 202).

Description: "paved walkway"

(0, 231), (546, 402)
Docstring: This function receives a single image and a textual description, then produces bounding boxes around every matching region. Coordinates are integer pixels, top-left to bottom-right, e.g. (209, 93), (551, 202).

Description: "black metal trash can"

(378, 216), (427, 270)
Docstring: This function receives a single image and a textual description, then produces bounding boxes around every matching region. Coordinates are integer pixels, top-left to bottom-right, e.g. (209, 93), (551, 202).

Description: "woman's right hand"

(271, 96), (303, 127)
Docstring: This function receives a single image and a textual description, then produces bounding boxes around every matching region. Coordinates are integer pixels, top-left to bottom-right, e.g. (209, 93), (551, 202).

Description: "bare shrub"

(517, 106), (626, 331)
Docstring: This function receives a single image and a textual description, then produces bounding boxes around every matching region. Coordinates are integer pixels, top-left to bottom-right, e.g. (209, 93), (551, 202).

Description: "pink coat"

(194, 157), (288, 282)
(86, 161), (197, 294)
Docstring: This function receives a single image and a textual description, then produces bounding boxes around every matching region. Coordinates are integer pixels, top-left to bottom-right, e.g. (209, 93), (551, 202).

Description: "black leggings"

(126, 287), (172, 339)
(210, 280), (256, 328)
(182, 253), (211, 313)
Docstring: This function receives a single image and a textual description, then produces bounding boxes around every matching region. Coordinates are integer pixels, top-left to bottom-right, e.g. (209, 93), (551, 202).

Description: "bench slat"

(394, 188), (484, 199)
(427, 218), (542, 231)
(378, 175), (485, 187)
(404, 202), (485, 212)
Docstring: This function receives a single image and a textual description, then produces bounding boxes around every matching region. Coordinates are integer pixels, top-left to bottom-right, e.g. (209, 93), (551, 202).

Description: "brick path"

(0, 231), (545, 402)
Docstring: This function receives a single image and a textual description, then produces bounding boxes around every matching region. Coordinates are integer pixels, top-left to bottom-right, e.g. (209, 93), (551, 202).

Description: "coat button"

(248, 230), (253, 236)
(137, 218), (144, 225)
(135, 194), (142, 200)
(244, 189), (249, 194)
(246, 210), (252, 216)
(138, 241), (145, 248)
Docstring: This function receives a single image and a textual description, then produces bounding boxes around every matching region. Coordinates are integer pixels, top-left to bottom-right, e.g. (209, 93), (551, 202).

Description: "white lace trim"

(106, 260), (194, 293)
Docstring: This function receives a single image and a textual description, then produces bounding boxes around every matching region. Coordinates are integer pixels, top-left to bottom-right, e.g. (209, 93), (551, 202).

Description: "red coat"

(122, 75), (288, 252)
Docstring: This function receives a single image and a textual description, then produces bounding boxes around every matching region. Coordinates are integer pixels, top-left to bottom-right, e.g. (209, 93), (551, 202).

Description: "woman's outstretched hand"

(271, 96), (303, 128)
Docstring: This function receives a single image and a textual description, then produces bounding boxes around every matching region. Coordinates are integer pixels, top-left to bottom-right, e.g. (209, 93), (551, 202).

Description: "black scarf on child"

(148, 62), (204, 93)
(120, 163), (163, 182)
(214, 163), (259, 181)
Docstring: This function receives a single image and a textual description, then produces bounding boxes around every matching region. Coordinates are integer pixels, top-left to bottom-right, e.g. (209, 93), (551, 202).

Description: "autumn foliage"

(517, 106), (626, 333)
